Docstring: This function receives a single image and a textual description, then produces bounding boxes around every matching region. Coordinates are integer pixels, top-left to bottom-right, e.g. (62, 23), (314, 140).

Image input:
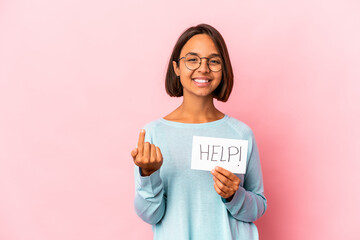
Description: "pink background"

(1, 0), (359, 239)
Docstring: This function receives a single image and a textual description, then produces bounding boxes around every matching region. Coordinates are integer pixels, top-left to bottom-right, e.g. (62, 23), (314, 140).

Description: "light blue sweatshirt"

(134, 115), (267, 240)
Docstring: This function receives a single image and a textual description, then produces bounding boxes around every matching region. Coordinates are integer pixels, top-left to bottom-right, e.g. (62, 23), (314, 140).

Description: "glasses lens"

(208, 57), (222, 72)
(184, 54), (200, 70)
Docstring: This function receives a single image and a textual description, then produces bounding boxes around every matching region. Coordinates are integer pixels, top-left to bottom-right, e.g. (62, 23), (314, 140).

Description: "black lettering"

(200, 144), (210, 160)
(220, 146), (226, 161)
(239, 146), (242, 162)
(228, 146), (239, 162)
(211, 145), (221, 161)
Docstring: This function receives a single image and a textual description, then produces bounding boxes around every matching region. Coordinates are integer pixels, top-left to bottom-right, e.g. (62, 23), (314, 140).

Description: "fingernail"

(141, 129), (145, 133)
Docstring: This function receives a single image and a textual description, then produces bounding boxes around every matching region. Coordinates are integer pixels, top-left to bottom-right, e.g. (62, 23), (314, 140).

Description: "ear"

(172, 61), (180, 76)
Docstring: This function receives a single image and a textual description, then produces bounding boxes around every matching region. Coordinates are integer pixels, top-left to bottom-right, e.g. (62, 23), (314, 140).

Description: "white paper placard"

(191, 136), (248, 174)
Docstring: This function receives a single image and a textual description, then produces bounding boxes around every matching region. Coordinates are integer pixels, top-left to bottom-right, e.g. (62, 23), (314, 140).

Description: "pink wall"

(1, 0), (359, 239)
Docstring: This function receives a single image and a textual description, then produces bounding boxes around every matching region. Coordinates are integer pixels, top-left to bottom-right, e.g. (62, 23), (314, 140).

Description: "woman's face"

(173, 34), (222, 99)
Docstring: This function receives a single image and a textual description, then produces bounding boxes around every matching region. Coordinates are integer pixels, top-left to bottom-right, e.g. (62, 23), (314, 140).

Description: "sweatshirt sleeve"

(134, 167), (166, 225)
(133, 124), (166, 225)
(222, 137), (267, 222)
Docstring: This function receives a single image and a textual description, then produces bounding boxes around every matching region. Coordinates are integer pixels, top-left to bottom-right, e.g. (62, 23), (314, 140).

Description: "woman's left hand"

(211, 166), (241, 201)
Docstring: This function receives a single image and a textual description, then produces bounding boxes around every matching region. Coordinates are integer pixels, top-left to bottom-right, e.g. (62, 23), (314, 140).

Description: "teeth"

(194, 79), (210, 83)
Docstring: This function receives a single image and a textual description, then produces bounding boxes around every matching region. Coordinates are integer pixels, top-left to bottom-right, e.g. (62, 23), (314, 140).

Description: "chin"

(193, 91), (214, 98)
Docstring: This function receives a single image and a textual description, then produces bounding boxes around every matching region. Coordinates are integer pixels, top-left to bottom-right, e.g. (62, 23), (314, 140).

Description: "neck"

(176, 92), (222, 123)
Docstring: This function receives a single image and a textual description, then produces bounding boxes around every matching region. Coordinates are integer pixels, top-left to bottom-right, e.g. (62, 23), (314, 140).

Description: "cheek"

(179, 75), (191, 87)
(179, 67), (194, 79)
(215, 72), (223, 83)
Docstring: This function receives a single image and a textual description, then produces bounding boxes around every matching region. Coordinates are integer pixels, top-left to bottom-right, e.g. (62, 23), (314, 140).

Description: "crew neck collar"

(159, 114), (229, 128)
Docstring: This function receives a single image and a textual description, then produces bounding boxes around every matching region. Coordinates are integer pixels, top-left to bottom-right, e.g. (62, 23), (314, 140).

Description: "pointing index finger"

(137, 129), (146, 155)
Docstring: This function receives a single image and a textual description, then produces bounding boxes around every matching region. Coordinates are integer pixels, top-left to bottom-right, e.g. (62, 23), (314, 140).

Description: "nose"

(197, 58), (210, 73)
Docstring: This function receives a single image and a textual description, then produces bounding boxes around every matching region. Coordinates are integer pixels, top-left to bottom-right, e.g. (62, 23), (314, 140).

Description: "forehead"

(180, 34), (219, 56)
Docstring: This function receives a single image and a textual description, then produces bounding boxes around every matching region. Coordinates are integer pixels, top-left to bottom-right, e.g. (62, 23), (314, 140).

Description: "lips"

(193, 79), (210, 83)
(192, 78), (212, 87)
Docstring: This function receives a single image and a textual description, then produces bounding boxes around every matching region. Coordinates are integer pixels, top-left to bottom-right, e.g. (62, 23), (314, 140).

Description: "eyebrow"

(187, 52), (221, 58)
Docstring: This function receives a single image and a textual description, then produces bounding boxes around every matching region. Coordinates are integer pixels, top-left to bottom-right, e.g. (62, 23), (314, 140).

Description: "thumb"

(131, 148), (138, 159)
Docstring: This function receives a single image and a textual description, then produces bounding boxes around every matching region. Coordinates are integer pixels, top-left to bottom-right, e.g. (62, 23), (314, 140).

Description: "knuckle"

(224, 179), (231, 185)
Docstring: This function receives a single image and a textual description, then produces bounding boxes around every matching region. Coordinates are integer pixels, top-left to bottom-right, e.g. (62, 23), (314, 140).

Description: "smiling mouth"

(193, 79), (211, 83)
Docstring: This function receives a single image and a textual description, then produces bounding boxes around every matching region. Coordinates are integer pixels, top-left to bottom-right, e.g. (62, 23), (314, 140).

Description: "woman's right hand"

(131, 129), (163, 176)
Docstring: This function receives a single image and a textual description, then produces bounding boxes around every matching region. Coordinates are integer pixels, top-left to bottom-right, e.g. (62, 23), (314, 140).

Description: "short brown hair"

(165, 23), (234, 102)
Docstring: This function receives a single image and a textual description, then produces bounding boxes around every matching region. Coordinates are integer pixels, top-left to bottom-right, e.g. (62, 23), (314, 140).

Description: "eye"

(186, 55), (200, 62)
(187, 58), (198, 62)
(209, 59), (221, 65)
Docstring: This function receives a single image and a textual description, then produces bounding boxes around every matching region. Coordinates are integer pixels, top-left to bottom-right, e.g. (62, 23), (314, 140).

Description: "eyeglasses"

(178, 53), (222, 72)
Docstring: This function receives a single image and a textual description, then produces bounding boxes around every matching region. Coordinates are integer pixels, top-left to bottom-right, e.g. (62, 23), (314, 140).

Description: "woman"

(131, 23), (267, 240)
